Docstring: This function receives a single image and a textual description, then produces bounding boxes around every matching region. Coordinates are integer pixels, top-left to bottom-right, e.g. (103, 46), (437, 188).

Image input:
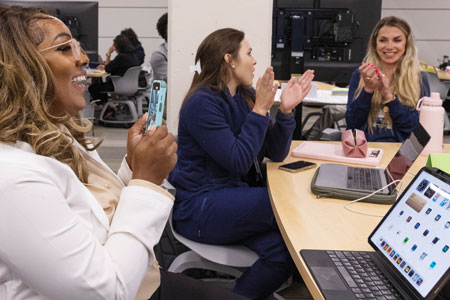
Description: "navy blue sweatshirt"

(169, 86), (296, 201)
(346, 69), (430, 142)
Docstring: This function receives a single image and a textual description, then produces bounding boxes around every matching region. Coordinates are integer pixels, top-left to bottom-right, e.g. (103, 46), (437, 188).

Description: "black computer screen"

(272, 0), (382, 86)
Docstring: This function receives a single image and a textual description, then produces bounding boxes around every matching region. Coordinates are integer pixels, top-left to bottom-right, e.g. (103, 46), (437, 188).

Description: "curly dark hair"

(156, 12), (167, 41)
(113, 34), (135, 53)
(120, 28), (139, 47)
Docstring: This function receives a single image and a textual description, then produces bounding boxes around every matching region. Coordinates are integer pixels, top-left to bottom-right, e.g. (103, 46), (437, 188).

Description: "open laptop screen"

(369, 168), (450, 298)
(385, 123), (430, 183)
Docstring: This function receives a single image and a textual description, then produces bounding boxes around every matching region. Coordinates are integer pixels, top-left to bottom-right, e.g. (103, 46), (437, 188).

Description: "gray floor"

(92, 106), (449, 300)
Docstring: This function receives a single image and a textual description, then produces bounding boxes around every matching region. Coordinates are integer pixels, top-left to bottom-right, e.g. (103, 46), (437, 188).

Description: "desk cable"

(343, 179), (402, 217)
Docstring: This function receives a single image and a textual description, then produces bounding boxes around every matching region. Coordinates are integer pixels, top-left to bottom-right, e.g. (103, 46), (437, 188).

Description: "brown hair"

(0, 5), (100, 183)
(181, 28), (255, 108)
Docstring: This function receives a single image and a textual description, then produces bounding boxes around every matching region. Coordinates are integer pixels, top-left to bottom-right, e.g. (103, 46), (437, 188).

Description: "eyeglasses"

(38, 38), (81, 60)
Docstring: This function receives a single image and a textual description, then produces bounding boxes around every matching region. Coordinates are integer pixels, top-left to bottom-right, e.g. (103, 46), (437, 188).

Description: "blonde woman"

(346, 16), (430, 142)
(0, 6), (245, 300)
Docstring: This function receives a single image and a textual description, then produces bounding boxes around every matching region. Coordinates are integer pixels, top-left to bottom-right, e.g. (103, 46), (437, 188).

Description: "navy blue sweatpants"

(173, 187), (295, 300)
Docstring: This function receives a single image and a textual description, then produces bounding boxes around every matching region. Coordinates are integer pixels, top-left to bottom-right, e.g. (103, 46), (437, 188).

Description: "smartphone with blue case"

(145, 80), (166, 131)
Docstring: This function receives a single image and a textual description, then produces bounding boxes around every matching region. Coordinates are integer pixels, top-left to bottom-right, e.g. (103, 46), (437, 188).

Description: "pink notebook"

(292, 141), (383, 166)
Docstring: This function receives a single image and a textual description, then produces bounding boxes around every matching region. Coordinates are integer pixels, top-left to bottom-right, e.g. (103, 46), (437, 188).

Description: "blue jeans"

(173, 187), (295, 300)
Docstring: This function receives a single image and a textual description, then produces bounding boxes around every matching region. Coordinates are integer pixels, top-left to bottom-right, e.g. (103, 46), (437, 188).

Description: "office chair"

(98, 66), (143, 126)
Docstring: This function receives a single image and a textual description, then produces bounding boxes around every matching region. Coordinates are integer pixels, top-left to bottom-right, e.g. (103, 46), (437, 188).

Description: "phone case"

(146, 80), (166, 131)
(310, 167), (397, 204)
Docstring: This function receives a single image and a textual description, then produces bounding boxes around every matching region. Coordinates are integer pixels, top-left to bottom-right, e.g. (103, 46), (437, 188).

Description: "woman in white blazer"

(0, 6), (246, 300)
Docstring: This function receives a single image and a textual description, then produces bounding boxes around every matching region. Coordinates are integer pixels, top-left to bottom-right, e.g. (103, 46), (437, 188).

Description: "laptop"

(314, 124), (431, 195)
(301, 167), (450, 300)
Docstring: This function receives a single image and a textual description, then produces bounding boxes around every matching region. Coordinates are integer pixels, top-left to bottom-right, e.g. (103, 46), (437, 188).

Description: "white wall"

(382, 0), (450, 66)
(7, 0), (449, 129)
(167, 0), (273, 133)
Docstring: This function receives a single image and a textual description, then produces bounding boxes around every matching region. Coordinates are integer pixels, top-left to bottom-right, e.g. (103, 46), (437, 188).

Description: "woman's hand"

(254, 67), (278, 116)
(126, 114), (177, 185)
(131, 126), (178, 185)
(126, 114), (148, 169)
(377, 72), (394, 103)
(359, 62), (379, 93)
(280, 69), (315, 113)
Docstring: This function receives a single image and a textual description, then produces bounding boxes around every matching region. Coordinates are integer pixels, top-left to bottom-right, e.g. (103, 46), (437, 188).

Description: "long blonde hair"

(0, 6), (100, 183)
(353, 16), (422, 132)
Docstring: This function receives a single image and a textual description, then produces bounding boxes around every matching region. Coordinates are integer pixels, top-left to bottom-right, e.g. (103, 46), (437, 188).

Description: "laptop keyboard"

(327, 250), (404, 300)
(347, 167), (383, 191)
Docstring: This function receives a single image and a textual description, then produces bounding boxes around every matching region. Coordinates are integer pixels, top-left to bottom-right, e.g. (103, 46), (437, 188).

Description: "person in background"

(150, 12), (168, 82)
(169, 28), (314, 300)
(0, 6), (247, 300)
(88, 34), (140, 104)
(121, 27), (145, 65)
(346, 16), (430, 142)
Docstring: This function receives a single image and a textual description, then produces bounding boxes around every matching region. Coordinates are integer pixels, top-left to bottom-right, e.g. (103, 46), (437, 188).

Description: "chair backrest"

(426, 72), (450, 100)
(110, 66), (142, 96)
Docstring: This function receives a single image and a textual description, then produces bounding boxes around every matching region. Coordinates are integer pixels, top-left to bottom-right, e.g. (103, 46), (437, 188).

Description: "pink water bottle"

(416, 92), (444, 155)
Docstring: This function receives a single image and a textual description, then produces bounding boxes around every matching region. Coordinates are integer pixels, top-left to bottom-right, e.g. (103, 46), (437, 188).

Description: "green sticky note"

(426, 153), (450, 174)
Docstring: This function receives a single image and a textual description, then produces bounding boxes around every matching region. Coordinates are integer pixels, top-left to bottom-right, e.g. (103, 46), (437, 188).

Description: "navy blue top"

(346, 69), (430, 142)
(169, 86), (295, 202)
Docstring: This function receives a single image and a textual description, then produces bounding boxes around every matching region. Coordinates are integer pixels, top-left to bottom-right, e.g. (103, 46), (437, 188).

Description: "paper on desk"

(274, 87), (347, 105)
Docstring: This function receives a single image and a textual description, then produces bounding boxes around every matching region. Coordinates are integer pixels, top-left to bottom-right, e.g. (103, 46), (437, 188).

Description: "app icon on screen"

(390, 251), (395, 257)
(412, 274), (419, 281)
(430, 261), (436, 269)
(420, 252), (428, 260)
(445, 221), (450, 229)
(435, 214), (441, 221)
(424, 187), (436, 199)
(440, 198), (449, 207)
(399, 210), (404, 216)
(414, 223), (420, 229)
(411, 244), (418, 251)
(406, 216), (412, 222)
(388, 247), (392, 253)
(416, 179), (429, 192)
(405, 266), (411, 273)
(423, 230), (429, 236)
(384, 244), (389, 250)
(393, 254), (398, 260)
(403, 237), (409, 244)
(417, 278), (423, 286)
(425, 208), (432, 215)
(397, 257), (402, 264)
(443, 245), (449, 253)
(408, 270), (415, 277)
(432, 193), (441, 202)
(400, 261), (406, 268)
(432, 237), (440, 244)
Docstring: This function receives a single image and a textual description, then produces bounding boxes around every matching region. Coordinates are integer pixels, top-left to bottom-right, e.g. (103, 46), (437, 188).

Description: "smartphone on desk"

(145, 80), (166, 131)
(279, 160), (317, 173)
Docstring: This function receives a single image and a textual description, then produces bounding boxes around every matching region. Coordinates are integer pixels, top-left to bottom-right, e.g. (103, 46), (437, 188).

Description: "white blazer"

(0, 141), (173, 300)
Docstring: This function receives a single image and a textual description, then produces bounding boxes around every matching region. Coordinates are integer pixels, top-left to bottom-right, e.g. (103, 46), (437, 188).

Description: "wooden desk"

(436, 68), (450, 81)
(85, 69), (108, 78)
(267, 142), (450, 300)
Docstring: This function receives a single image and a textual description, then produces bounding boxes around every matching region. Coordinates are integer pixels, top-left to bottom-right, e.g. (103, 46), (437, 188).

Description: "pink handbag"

(341, 129), (368, 158)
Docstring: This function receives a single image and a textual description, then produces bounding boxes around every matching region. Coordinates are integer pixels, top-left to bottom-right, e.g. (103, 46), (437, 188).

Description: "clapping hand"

(254, 67), (279, 116)
(279, 69), (315, 113)
(359, 62), (394, 101)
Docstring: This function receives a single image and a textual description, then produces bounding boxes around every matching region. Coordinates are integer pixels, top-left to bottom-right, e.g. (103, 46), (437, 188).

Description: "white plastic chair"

(167, 212), (289, 299)
(168, 213), (258, 278)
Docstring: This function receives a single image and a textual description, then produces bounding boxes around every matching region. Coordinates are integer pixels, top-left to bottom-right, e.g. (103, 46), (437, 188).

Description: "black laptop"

(301, 167), (450, 300)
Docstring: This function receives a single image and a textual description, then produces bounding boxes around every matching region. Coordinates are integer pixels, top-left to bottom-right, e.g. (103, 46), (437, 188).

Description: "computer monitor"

(272, 0), (382, 86)
(2, 1), (99, 62)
